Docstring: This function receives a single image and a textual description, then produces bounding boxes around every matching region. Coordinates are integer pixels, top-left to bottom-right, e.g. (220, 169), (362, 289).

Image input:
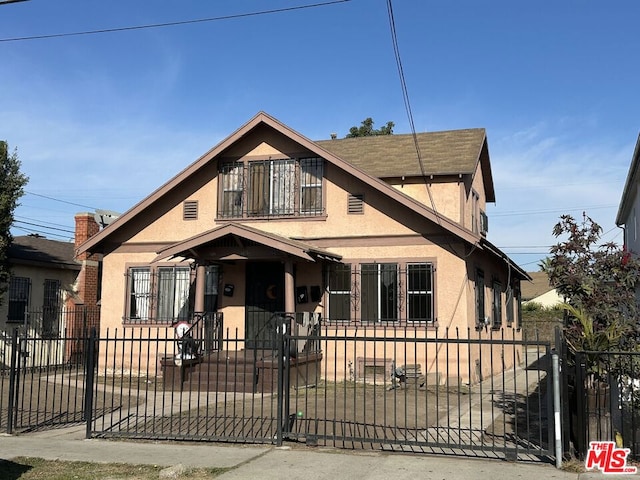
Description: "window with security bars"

(128, 268), (151, 322)
(506, 286), (514, 326)
(328, 264), (351, 322)
(475, 269), (485, 329)
(492, 280), (502, 329)
(42, 279), (61, 337)
(8, 276), (30, 323)
(218, 157), (323, 218)
(156, 267), (191, 323)
(249, 159), (296, 216)
(219, 162), (244, 218)
(407, 263), (434, 322)
(361, 263), (398, 322)
(300, 158), (323, 215)
(126, 267), (193, 324)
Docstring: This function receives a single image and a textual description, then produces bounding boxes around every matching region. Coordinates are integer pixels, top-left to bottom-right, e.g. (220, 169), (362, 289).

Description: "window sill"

(215, 213), (327, 223)
(324, 321), (438, 330)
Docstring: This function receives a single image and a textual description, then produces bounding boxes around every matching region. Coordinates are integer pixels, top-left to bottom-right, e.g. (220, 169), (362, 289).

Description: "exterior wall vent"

(183, 200), (198, 220)
(348, 193), (364, 214)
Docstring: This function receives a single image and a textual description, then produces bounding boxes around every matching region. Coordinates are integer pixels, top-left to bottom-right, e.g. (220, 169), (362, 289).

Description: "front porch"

(159, 311), (323, 393)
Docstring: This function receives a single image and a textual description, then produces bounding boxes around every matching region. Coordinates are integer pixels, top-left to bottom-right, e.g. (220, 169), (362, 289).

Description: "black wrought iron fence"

(81, 323), (552, 461)
(571, 350), (640, 461)
(0, 316), (555, 462)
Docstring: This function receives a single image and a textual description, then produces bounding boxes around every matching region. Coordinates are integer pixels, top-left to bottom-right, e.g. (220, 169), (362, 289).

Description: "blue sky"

(2, 0), (639, 270)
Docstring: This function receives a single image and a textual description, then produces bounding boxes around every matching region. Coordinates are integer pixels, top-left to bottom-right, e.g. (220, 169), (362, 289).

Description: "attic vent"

(183, 201), (198, 220)
(348, 193), (364, 214)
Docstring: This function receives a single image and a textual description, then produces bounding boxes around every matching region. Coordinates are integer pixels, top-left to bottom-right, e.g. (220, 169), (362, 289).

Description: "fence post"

(552, 352), (562, 468)
(575, 352), (587, 458)
(84, 327), (97, 439)
(276, 317), (284, 446)
(6, 328), (19, 434)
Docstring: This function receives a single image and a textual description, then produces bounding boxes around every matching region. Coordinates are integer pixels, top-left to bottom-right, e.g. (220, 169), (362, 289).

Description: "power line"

(12, 225), (72, 240)
(491, 204), (617, 217)
(0, 0), (351, 43)
(14, 214), (73, 229)
(13, 219), (74, 234)
(25, 191), (98, 210)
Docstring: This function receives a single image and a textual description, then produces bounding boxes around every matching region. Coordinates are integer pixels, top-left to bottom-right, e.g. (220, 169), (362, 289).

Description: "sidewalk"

(0, 425), (634, 479)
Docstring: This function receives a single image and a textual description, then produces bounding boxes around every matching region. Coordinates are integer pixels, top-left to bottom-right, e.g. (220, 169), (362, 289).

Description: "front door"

(245, 261), (284, 349)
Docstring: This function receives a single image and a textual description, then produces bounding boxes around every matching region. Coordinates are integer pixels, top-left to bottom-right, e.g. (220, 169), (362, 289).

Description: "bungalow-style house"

(522, 271), (562, 308)
(1, 214), (101, 365)
(617, 132), (640, 302)
(77, 112), (528, 385)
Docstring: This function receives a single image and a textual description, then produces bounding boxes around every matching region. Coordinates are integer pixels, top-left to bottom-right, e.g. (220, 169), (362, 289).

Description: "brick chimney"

(73, 212), (101, 306)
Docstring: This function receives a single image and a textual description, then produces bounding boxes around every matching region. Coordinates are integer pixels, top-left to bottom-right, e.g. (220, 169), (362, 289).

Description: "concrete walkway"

(0, 424), (637, 479)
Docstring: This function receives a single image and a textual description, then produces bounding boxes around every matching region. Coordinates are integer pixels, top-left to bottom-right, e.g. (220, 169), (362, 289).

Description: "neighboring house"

(521, 271), (562, 308)
(1, 214), (101, 363)
(77, 112), (528, 383)
(616, 132), (640, 302)
(1, 234), (79, 336)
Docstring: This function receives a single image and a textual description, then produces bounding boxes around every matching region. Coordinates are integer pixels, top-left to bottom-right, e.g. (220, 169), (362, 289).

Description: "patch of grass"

(0, 457), (230, 480)
(561, 458), (585, 473)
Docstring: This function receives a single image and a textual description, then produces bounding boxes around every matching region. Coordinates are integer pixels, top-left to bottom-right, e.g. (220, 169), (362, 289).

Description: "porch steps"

(160, 350), (322, 394)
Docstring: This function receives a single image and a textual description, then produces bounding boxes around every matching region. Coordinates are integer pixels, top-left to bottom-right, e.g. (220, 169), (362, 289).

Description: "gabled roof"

(316, 129), (495, 202)
(78, 111), (480, 255)
(9, 235), (80, 270)
(153, 223), (342, 263)
(521, 271), (553, 301)
(616, 132), (640, 226)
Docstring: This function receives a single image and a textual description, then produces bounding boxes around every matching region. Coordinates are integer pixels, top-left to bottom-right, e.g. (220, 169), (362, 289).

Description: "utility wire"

(13, 219), (74, 234)
(0, 0), (351, 43)
(25, 191), (98, 210)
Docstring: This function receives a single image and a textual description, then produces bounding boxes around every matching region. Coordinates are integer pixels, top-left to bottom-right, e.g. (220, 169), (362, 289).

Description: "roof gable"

(78, 112), (481, 254)
(153, 222), (342, 263)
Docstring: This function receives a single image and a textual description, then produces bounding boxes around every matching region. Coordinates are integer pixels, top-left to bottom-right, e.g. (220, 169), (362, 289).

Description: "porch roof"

(152, 222), (342, 264)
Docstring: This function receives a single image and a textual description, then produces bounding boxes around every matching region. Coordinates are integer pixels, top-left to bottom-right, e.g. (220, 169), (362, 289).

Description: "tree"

(0, 141), (28, 306)
(542, 213), (640, 352)
(345, 118), (395, 138)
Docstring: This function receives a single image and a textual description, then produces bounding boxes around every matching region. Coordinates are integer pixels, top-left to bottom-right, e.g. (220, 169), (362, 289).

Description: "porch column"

(194, 264), (206, 313)
(284, 259), (295, 314)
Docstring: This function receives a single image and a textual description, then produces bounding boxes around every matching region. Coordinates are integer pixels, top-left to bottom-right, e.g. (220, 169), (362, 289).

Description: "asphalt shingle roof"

(9, 235), (79, 270)
(316, 129), (486, 178)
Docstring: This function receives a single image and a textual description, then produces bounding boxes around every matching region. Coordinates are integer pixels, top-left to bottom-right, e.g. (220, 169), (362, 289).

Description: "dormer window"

(218, 157), (324, 219)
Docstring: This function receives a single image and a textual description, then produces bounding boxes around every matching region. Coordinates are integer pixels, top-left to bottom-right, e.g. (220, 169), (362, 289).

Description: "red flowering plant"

(542, 213), (640, 364)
